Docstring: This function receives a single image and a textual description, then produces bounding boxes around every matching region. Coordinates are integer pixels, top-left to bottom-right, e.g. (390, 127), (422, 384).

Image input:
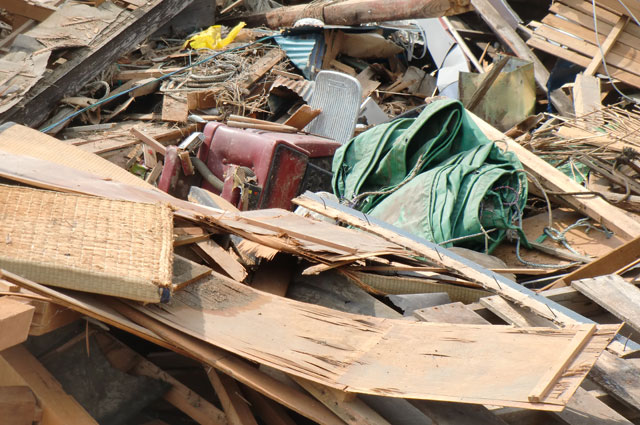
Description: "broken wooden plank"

(572, 275), (640, 335)
(207, 368), (259, 425)
(2, 270), (345, 425)
(573, 73), (601, 118)
(172, 254), (212, 291)
(0, 0), (195, 128)
(114, 67), (184, 81)
(135, 271), (619, 410)
(162, 95), (189, 123)
(528, 324), (596, 402)
(548, 236), (640, 289)
(589, 350), (640, 412)
(0, 297), (35, 352)
(131, 127), (168, 156)
(240, 49), (286, 89)
(480, 295), (556, 327)
(283, 105), (322, 130)
(192, 240), (247, 282)
(0, 345), (99, 425)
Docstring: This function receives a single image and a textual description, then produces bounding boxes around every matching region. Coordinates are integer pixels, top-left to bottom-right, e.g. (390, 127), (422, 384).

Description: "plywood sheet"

(136, 272), (619, 410)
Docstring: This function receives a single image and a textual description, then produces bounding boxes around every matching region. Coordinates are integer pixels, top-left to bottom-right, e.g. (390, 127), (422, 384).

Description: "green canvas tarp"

(332, 98), (527, 251)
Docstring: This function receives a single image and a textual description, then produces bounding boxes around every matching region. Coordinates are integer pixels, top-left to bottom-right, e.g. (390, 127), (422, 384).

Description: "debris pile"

(2, 0), (640, 424)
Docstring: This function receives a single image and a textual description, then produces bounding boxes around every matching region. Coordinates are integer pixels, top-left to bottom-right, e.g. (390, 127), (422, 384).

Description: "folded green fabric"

(332, 98), (527, 250)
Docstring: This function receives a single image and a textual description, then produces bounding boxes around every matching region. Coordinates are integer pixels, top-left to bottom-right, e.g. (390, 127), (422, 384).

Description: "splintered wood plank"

(294, 377), (393, 425)
(572, 275), (640, 335)
(589, 350), (640, 412)
(0, 386), (39, 425)
(136, 271), (619, 410)
(528, 324), (596, 402)
(95, 332), (227, 425)
(413, 302), (491, 324)
(0, 345), (99, 425)
(0, 297), (35, 351)
(206, 368), (259, 425)
(283, 105), (322, 130)
(2, 271), (344, 425)
(414, 295), (627, 425)
(193, 240), (247, 282)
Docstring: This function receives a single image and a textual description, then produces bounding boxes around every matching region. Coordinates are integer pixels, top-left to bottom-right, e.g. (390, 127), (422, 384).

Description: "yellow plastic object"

(183, 22), (246, 50)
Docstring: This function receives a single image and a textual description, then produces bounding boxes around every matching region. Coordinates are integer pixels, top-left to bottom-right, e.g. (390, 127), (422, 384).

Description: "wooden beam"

(206, 368), (259, 425)
(242, 386), (297, 425)
(294, 377), (393, 425)
(192, 240), (247, 282)
(0, 0), (195, 128)
(547, 235), (640, 289)
(584, 16), (629, 76)
(236, 0), (472, 28)
(573, 73), (601, 118)
(131, 127), (167, 156)
(240, 49), (286, 90)
(0, 345), (99, 425)
(0, 297), (35, 352)
(95, 332), (227, 425)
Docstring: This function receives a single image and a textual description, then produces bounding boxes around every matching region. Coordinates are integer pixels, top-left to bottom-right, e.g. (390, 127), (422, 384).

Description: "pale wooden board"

(0, 123), (149, 188)
(413, 302), (490, 324)
(0, 345), (99, 425)
(0, 386), (38, 425)
(135, 271), (618, 410)
(0, 297), (35, 351)
(572, 275), (640, 334)
(414, 294), (631, 425)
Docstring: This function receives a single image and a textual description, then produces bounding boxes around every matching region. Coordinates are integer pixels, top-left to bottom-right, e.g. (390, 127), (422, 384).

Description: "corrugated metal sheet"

(270, 75), (314, 102)
(274, 34), (324, 80)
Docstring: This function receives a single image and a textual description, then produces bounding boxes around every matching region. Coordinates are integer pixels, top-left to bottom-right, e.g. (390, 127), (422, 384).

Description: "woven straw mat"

(0, 184), (173, 302)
